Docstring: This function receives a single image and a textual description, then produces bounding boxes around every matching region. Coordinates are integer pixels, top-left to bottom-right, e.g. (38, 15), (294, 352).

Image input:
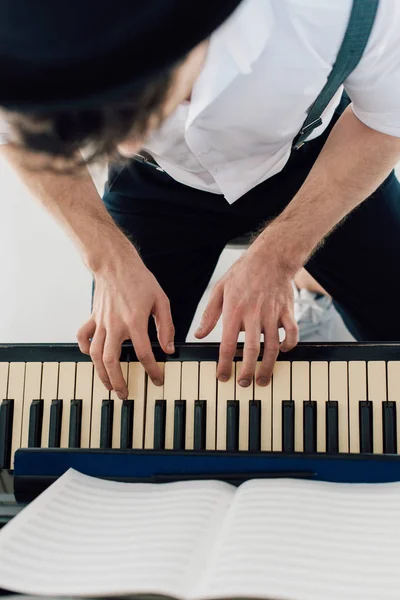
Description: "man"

(1, 0), (400, 400)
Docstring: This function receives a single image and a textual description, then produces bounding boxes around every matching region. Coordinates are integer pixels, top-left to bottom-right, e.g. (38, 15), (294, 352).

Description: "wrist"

(250, 221), (308, 277)
(85, 231), (141, 275)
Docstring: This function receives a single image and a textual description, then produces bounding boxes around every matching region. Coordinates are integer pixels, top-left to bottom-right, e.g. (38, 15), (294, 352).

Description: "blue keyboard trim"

(14, 449), (400, 484)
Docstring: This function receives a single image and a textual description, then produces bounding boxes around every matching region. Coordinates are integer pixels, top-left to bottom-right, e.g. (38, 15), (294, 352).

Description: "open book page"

(195, 478), (400, 600)
(0, 469), (235, 598)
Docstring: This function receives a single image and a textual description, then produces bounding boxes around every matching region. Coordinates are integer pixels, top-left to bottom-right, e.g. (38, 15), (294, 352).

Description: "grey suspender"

(293, 0), (380, 150)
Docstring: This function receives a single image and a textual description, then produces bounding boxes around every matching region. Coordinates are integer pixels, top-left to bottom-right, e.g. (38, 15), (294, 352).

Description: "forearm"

(0, 144), (137, 272)
(253, 107), (400, 273)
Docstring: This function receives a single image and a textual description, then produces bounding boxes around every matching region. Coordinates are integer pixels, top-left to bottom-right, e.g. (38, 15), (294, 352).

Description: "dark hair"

(2, 65), (177, 169)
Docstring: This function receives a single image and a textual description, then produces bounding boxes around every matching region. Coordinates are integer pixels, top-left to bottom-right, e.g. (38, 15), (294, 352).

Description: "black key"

(303, 401), (317, 453)
(154, 400), (166, 450)
(69, 399), (82, 448)
(359, 401), (373, 453)
(226, 400), (239, 451)
(194, 400), (207, 450)
(28, 399), (44, 448)
(383, 401), (397, 454)
(326, 401), (339, 453)
(282, 400), (295, 452)
(48, 399), (63, 448)
(120, 400), (134, 449)
(173, 400), (186, 450)
(100, 399), (114, 449)
(249, 400), (261, 452)
(0, 399), (14, 469)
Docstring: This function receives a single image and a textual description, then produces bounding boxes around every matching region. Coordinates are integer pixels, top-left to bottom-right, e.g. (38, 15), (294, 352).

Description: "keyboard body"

(2, 342), (400, 521)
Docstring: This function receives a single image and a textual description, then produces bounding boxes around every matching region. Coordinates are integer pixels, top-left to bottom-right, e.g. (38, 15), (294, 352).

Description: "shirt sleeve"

(344, 0), (400, 138)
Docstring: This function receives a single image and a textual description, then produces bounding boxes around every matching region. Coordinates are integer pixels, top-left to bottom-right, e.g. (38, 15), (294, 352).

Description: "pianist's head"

(0, 0), (241, 170)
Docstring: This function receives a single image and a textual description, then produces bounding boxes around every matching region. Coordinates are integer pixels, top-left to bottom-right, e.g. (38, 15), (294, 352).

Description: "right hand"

(77, 251), (175, 399)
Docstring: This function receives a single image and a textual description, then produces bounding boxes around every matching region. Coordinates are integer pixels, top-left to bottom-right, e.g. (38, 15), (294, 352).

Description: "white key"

(9, 362), (27, 467)
(75, 362), (93, 448)
(254, 363), (272, 451)
(199, 362), (217, 450)
(348, 361), (367, 453)
(217, 365), (236, 451)
(144, 363), (164, 449)
(20, 362), (41, 450)
(181, 362), (199, 450)
(41, 362), (59, 448)
(90, 369), (110, 448)
(387, 362), (400, 453)
(272, 361), (290, 451)
(311, 362), (328, 452)
(58, 362), (77, 448)
(128, 362), (146, 449)
(329, 362), (349, 452)
(111, 363), (128, 448)
(236, 376), (253, 451)
(368, 361), (386, 454)
(291, 362), (309, 452)
(164, 362), (182, 450)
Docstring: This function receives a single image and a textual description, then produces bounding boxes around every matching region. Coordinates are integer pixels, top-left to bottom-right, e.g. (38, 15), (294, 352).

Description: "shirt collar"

(186, 0), (275, 128)
(219, 0), (275, 74)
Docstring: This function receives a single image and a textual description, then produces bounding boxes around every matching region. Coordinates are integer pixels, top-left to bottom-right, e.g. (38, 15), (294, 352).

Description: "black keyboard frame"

(1, 341), (400, 362)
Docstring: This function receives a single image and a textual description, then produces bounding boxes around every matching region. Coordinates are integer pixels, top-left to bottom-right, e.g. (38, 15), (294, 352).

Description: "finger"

(89, 328), (112, 391)
(280, 311), (299, 353)
(77, 319), (96, 355)
(237, 323), (261, 387)
(153, 294), (175, 354)
(103, 334), (128, 399)
(217, 315), (241, 382)
(195, 284), (223, 339)
(256, 324), (280, 386)
(130, 328), (164, 385)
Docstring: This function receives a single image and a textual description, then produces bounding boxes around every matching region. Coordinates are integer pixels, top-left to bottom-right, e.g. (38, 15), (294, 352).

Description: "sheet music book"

(0, 468), (399, 600)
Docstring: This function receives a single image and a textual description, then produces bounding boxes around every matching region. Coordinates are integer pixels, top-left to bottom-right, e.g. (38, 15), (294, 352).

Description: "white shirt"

(1, 0), (400, 203)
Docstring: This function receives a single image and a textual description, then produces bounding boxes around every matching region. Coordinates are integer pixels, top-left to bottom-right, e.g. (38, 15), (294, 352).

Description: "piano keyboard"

(1, 343), (400, 470)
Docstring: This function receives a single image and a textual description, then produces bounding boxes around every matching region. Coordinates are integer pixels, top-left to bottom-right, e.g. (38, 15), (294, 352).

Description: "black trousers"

(102, 102), (400, 343)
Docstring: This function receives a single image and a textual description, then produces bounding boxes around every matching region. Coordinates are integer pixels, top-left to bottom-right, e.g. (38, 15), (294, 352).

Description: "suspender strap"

(293, 0), (380, 150)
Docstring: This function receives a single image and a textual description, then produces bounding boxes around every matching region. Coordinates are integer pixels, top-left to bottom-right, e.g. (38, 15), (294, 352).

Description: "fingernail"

(219, 375), (229, 382)
(195, 327), (203, 337)
(257, 377), (269, 386)
(153, 379), (163, 386)
(117, 391), (127, 400)
(168, 342), (175, 353)
(239, 379), (250, 388)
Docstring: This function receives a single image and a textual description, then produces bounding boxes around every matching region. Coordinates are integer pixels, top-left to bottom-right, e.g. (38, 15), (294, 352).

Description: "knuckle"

(103, 353), (118, 368)
(136, 351), (152, 364)
(286, 322), (299, 335)
(90, 348), (101, 362)
(245, 343), (260, 354)
(128, 312), (141, 327)
(265, 342), (279, 355)
(164, 322), (175, 335)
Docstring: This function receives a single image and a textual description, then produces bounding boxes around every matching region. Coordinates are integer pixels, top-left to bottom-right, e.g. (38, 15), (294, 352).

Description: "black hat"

(0, 0), (242, 112)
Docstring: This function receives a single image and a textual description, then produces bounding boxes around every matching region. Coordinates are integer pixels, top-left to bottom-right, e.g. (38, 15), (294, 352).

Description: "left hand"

(195, 245), (299, 387)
